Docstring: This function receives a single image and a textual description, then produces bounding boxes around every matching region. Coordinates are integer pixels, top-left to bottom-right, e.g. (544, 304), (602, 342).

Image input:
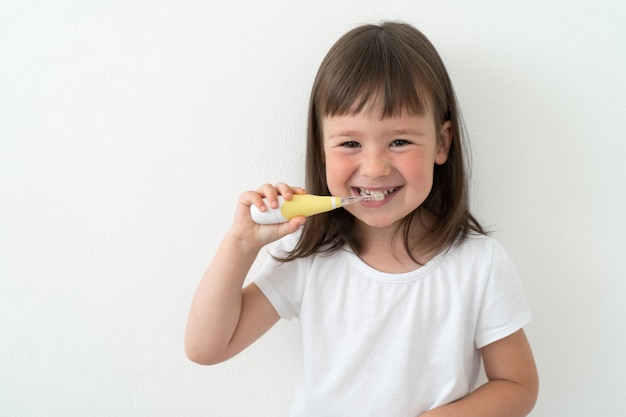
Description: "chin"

(355, 216), (403, 230)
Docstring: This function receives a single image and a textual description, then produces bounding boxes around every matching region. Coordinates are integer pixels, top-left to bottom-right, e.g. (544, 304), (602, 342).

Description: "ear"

(435, 120), (452, 165)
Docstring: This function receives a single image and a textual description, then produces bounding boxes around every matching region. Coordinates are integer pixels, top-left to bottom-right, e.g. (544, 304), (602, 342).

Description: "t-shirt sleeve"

(474, 240), (532, 349)
(254, 235), (307, 320)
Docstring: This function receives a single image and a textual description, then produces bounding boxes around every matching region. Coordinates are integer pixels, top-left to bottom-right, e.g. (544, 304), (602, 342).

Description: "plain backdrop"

(1, 1), (625, 416)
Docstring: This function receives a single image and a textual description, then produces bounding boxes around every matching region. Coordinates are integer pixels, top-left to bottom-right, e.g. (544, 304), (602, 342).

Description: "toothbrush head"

(340, 192), (386, 207)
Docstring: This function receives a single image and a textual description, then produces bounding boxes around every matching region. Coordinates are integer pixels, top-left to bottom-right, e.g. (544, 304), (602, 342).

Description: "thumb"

(276, 216), (306, 237)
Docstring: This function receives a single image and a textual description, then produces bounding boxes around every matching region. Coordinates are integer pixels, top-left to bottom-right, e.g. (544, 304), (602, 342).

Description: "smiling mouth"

(357, 188), (396, 201)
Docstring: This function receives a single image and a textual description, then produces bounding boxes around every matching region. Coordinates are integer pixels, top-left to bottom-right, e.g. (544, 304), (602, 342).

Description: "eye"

(341, 141), (361, 148)
(390, 139), (411, 147)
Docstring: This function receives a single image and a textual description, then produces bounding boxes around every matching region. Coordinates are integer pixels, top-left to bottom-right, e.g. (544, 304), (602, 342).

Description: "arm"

(184, 184), (306, 365)
(420, 329), (538, 417)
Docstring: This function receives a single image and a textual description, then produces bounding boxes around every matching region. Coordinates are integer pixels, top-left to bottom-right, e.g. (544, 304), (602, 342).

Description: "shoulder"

(266, 229), (303, 257)
(262, 230), (333, 273)
(266, 229), (344, 264)
(437, 234), (517, 280)
(449, 233), (510, 261)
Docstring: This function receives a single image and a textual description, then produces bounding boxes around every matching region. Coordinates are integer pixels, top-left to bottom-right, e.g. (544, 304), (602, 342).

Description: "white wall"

(1, 1), (625, 416)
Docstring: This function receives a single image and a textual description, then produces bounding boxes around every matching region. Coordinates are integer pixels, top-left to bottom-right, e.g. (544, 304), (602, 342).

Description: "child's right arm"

(184, 184), (306, 365)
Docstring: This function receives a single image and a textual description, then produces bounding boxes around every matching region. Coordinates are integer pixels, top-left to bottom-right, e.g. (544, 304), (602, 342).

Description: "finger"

(291, 186), (307, 195)
(240, 189), (270, 214)
(274, 182), (294, 200)
(256, 184), (280, 209)
(278, 216), (306, 236)
(275, 183), (308, 200)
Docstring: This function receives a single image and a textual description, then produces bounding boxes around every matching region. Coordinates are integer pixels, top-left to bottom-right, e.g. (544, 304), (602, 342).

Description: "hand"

(229, 183), (307, 250)
(417, 330), (538, 417)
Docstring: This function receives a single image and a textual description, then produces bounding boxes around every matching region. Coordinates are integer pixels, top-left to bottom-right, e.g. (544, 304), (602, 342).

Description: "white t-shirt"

(254, 232), (531, 417)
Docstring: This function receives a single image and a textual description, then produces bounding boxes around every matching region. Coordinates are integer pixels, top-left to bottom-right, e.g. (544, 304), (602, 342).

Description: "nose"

(359, 152), (391, 178)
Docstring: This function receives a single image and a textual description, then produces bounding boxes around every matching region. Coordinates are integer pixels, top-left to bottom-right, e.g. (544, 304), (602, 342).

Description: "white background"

(2, 1), (625, 416)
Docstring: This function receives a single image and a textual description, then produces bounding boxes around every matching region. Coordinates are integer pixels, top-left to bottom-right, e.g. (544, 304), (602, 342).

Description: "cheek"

(324, 154), (353, 190)
(400, 157), (435, 187)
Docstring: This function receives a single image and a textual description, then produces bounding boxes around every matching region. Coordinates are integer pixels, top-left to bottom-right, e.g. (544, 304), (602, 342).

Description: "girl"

(186, 22), (538, 417)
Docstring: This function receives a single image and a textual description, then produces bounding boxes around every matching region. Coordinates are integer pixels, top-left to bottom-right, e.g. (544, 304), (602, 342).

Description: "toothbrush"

(250, 193), (383, 224)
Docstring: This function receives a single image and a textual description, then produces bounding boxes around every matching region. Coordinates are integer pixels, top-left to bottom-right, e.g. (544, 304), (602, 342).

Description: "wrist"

(223, 228), (265, 257)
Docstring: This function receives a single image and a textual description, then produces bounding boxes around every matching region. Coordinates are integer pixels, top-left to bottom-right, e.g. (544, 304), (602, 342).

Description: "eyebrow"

(327, 128), (427, 139)
(326, 130), (359, 139)
(388, 128), (427, 136)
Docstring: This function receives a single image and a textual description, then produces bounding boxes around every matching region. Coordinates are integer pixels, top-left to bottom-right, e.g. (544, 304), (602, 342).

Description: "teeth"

(369, 192), (385, 201)
(358, 188), (395, 201)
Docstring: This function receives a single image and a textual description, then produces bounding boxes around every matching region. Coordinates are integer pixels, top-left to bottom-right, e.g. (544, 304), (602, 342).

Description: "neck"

(354, 218), (434, 273)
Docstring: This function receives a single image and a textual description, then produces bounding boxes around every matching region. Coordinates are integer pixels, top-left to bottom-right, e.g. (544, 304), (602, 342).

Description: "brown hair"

(282, 21), (484, 263)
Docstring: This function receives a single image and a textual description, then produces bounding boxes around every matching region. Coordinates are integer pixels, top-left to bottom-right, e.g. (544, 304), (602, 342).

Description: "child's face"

(322, 105), (451, 230)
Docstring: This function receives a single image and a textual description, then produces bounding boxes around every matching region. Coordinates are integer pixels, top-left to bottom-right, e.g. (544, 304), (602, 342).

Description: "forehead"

(322, 104), (436, 138)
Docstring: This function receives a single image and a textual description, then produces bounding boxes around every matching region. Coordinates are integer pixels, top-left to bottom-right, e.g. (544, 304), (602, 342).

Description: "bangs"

(314, 26), (438, 120)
